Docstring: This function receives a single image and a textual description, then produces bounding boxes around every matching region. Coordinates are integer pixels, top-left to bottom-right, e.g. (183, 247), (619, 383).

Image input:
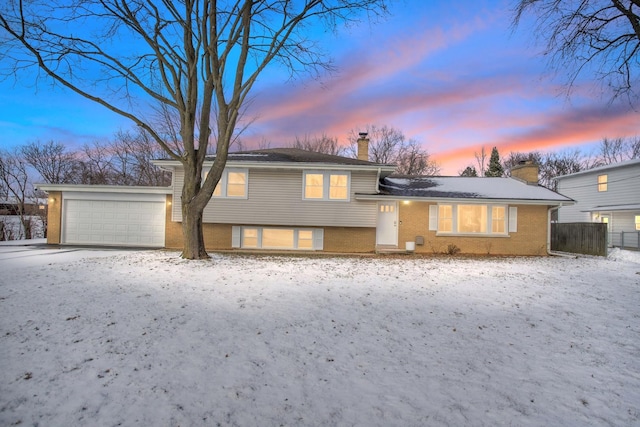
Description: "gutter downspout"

(376, 167), (381, 193)
(547, 204), (572, 256)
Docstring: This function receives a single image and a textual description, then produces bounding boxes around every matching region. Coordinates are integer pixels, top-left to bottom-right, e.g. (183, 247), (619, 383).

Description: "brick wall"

(397, 201), (549, 256)
(46, 191), (62, 244)
(323, 227), (376, 253)
(165, 200), (376, 253)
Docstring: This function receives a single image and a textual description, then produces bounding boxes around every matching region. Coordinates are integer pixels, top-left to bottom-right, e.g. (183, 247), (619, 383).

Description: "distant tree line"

(281, 124), (441, 176)
(0, 127), (171, 240)
(458, 136), (640, 190)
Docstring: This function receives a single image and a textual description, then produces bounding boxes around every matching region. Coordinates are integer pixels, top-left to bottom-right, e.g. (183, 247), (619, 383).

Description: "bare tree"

(20, 140), (79, 184)
(395, 139), (441, 175)
(290, 134), (345, 156)
(474, 146), (488, 177)
(0, 0), (389, 259)
(0, 149), (34, 239)
(78, 141), (115, 185)
(111, 129), (171, 186)
(502, 151), (544, 177)
(513, 0), (640, 103)
(347, 125), (440, 175)
(598, 136), (640, 164)
(541, 149), (584, 190)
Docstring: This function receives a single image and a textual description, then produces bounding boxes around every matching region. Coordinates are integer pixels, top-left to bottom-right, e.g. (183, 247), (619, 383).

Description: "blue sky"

(0, 0), (638, 174)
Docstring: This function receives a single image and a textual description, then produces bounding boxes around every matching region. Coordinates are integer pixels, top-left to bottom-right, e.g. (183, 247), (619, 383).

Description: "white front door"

(600, 214), (612, 247)
(377, 202), (398, 245)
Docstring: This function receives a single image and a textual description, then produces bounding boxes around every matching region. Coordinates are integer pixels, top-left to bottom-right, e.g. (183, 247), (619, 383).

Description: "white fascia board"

(35, 184), (173, 194)
(153, 159), (395, 173)
(354, 194), (575, 206)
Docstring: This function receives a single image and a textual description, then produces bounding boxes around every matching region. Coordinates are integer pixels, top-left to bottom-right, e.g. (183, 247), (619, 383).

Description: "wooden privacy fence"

(551, 222), (608, 256)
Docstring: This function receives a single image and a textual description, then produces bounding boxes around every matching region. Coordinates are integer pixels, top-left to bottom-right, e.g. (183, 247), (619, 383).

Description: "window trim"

(204, 168), (248, 199)
(433, 203), (510, 237)
(302, 170), (351, 202)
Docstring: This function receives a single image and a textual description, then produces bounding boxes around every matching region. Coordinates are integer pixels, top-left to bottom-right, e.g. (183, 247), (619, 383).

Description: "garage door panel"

(63, 198), (165, 247)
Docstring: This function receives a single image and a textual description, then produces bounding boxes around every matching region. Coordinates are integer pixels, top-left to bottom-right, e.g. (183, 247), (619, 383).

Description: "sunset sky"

(0, 0), (638, 174)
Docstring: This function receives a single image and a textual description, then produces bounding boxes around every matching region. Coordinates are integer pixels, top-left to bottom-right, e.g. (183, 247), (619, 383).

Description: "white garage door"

(63, 199), (166, 247)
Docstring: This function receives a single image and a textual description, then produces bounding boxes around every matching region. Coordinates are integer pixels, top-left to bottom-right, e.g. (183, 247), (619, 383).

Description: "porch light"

(403, 200), (410, 205)
(48, 197), (55, 203)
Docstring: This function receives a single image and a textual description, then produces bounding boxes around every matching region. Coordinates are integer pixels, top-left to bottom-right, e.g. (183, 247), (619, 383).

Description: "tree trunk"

(21, 216), (32, 240)
(181, 199), (208, 259)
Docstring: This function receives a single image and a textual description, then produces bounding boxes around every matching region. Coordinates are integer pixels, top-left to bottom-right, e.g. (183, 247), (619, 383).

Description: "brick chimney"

(357, 132), (369, 161)
(511, 160), (539, 184)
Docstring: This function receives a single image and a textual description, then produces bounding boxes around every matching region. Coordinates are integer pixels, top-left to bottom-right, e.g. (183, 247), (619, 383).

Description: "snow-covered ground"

(1, 246), (639, 426)
(0, 215), (45, 240)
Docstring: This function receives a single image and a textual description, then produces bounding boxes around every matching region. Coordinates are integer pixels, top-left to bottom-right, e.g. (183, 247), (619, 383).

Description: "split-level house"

(555, 159), (640, 248)
(39, 136), (573, 255)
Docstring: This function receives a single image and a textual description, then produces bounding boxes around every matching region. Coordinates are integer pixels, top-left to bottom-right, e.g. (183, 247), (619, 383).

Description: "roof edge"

(35, 184), (173, 194)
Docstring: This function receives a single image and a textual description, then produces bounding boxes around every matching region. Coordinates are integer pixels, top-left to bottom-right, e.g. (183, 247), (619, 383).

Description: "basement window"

(233, 226), (324, 250)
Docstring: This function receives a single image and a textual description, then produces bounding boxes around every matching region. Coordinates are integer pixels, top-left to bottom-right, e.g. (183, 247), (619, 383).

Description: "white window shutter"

(429, 205), (438, 231)
(508, 207), (518, 232)
(231, 226), (241, 248)
(313, 228), (324, 250)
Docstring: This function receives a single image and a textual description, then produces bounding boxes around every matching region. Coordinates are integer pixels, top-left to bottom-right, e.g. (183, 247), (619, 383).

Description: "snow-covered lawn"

(1, 247), (639, 426)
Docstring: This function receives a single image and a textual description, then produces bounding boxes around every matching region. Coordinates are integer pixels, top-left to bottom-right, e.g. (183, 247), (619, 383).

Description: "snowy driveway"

(0, 240), (153, 269)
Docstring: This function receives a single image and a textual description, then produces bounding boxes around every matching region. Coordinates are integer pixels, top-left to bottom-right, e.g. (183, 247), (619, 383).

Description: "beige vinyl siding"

(171, 168), (378, 227)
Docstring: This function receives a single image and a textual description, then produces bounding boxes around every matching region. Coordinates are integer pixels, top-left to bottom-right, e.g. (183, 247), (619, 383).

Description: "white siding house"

(555, 159), (640, 248)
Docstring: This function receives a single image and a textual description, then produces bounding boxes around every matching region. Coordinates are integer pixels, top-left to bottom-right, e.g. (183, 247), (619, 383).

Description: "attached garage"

(37, 185), (171, 248)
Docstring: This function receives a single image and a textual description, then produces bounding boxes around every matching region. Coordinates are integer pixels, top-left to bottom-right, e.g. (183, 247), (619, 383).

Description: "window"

(329, 174), (349, 200)
(303, 171), (350, 201)
(598, 174), (608, 192)
(242, 228), (259, 248)
(458, 205), (487, 233)
(233, 227), (323, 250)
(492, 206), (506, 233)
(263, 229), (295, 248)
(438, 205), (453, 232)
(636, 215), (640, 231)
(298, 230), (314, 249)
(433, 204), (510, 236)
(205, 169), (248, 199)
(304, 174), (324, 199)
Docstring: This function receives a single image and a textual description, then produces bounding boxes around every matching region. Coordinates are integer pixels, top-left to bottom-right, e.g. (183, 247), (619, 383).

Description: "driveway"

(0, 239), (156, 271)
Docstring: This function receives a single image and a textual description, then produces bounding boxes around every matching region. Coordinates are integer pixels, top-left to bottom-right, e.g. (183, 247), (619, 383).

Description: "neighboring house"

(38, 138), (574, 255)
(555, 159), (640, 248)
(0, 197), (47, 216)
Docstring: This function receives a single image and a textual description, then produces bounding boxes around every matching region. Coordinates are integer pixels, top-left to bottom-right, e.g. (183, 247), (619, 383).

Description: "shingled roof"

(378, 176), (573, 202)
(205, 148), (390, 166)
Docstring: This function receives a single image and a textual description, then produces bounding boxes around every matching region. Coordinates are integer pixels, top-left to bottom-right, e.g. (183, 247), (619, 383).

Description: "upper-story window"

(303, 171), (350, 201)
(597, 174), (608, 192)
(206, 168), (248, 199)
